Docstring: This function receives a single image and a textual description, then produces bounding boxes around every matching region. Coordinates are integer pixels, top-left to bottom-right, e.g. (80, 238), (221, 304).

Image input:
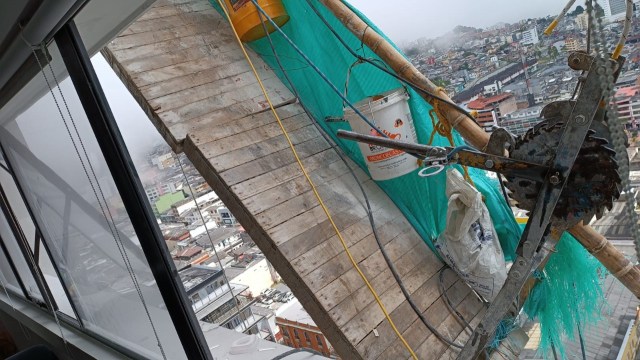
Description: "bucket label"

(229, 0), (250, 11)
(344, 91), (418, 181)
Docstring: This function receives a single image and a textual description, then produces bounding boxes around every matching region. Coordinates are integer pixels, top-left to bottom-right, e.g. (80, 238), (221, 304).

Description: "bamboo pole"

(317, 0), (489, 150)
(318, 0), (640, 299)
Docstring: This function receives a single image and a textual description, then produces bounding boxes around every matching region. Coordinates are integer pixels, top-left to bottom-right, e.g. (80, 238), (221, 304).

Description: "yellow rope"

(215, 2), (418, 358)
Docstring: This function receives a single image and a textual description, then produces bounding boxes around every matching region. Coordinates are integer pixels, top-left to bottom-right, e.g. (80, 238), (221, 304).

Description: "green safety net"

(522, 228), (607, 359)
(210, 0), (607, 357)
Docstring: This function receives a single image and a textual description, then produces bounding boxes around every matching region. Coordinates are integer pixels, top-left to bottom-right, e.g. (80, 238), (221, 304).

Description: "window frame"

(0, 16), (214, 360)
(53, 21), (212, 360)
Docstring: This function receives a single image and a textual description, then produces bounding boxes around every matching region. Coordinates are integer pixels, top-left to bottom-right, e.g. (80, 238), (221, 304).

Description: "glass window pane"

(0, 42), (185, 359)
(0, 214), (42, 302)
(0, 245), (22, 295)
(0, 166), (76, 317)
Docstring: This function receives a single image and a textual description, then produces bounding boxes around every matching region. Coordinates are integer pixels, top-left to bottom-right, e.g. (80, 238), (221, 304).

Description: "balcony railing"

(191, 284), (231, 311)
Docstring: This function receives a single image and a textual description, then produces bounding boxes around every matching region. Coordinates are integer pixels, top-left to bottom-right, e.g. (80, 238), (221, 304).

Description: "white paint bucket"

(343, 89), (418, 181)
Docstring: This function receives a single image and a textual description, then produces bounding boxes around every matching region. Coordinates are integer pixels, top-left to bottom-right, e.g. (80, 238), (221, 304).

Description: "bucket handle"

(342, 59), (410, 111)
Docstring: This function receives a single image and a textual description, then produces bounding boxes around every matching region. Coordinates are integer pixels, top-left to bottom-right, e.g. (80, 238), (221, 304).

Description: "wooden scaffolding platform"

(102, 0), (485, 358)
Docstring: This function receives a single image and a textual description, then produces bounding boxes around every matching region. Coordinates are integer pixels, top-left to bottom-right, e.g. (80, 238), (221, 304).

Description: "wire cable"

(31, 42), (165, 359)
(217, 1), (418, 358)
(304, 0), (481, 128)
(254, 5), (468, 350)
(174, 153), (250, 331)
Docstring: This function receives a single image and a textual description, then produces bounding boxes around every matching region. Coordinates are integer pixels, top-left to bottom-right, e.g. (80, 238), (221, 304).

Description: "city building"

(565, 37), (584, 52)
(215, 206), (239, 227)
(467, 93), (518, 131)
(615, 86), (640, 129)
(500, 105), (544, 135)
(575, 12), (590, 30)
(153, 190), (188, 215)
(276, 300), (338, 358)
(151, 152), (177, 170)
(144, 180), (183, 203)
(179, 265), (274, 341)
(520, 28), (540, 45)
(604, 0), (628, 21)
(172, 191), (220, 219)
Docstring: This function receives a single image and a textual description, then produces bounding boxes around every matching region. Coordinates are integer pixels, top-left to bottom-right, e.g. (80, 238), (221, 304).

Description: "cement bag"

(435, 168), (507, 302)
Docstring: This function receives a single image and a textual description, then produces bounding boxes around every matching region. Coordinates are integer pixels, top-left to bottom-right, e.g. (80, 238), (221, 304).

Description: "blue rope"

(488, 317), (518, 350)
(446, 145), (477, 161)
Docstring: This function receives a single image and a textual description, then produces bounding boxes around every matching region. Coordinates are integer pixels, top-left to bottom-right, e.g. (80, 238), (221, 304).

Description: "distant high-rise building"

(520, 28), (539, 45)
(575, 12), (589, 31)
(603, 0), (627, 21)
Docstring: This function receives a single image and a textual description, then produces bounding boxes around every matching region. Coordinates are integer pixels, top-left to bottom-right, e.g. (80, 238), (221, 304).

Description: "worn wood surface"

(103, 0), (484, 358)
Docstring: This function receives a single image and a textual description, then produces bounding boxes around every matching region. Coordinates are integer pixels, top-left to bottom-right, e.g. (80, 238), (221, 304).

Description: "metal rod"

(54, 21), (212, 360)
(336, 130), (549, 181)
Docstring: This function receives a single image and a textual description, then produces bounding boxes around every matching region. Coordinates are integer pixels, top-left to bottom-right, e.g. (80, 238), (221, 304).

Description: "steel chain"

(588, 0), (640, 259)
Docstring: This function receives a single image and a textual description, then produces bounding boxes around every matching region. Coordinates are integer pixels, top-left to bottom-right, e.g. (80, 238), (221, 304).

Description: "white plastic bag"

(435, 168), (507, 302)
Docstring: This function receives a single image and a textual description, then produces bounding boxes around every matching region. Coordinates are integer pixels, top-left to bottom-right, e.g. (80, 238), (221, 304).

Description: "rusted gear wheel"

(504, 120), (621, 229)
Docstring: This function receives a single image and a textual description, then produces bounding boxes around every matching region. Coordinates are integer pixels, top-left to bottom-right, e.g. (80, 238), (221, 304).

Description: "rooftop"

(179, 265), (222, 293)
(616, 85), (640, 99)
(467, 93), (514, 109)
(175, 246), (204, 259)
(276, 299), (317, 329)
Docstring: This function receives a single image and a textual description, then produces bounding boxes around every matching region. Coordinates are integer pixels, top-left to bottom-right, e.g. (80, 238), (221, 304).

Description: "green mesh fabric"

(211, 0), (522, 258)
(522, 229), (607, 359)
(210, 0), (607, 355)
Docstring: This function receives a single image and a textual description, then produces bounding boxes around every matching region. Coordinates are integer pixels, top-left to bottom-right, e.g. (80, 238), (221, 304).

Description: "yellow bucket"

(224, 0), (290, 42)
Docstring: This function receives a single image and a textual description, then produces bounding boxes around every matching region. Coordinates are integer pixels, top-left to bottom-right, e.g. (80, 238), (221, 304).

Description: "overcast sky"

(346, 0), (578, 43)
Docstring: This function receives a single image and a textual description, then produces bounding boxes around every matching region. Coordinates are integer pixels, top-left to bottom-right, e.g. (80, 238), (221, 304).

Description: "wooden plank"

(254, 172), (368, 231)
(231, 148), (340, 199)
(124, 44), (238, 75)
(277, 202), (370, 257)
(327, 239), (436, 338)
(265, 172), (387, 251)
(378, 281), (474, 360)
(439, 305), (485, 360)
(103, 2), (489, 358)
(122, 9), (220, 35)
(312, 220), (425, 309)
(148, 69), (267, 112)
(325, 242), (433, 330)
(241, 154), (348, 215)
(167, 94), (296, 142)
(113, 31), (234, 64)
(157, 76), (291, 124)
(139, 57), (252, 99)
(209, 125), (319, 170)
(199, 114), (314, 161)
(110, 15), (219, 52)
(354, 270), (460, 359)
(132, 49), (248, 87)
(188, 104), (303, 144)
(290, 200), (400, 278)
(185, 100), (303, 141)
(220, 136), (330, 186)
(412, 291), (484, 360)
(304, 218), (416, 295)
